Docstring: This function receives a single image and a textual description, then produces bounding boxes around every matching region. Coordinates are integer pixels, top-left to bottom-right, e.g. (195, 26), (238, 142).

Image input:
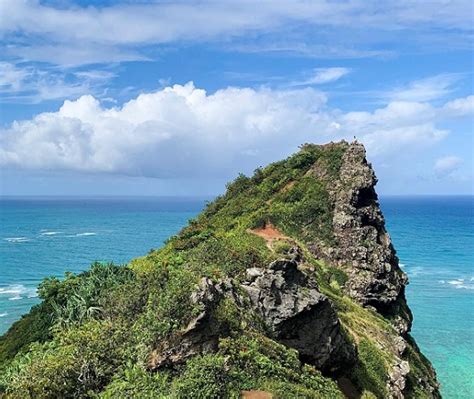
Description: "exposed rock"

(241, 257), (356, 373)
(149, 277), (239, 369)
(393, 336), (407, 356)
(151, 256), (356, 374)
(309, 141), (412, 333)
(388, 359), (410, 399)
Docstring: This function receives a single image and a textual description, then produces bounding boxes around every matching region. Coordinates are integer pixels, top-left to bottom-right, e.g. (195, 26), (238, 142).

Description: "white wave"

(408, 266), (425, 276)
(4, 237), (30, 243)
(0, 284), (38, 300)
(76, 232), (96, 236)
(399, 263), (406, 268)
(0, 312), (7, 317)
(41, 231), (62, 236)
(445, 278), (474, 290)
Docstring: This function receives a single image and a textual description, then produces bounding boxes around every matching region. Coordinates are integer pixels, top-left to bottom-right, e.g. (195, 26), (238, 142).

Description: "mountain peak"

(0, 141), (439, 398)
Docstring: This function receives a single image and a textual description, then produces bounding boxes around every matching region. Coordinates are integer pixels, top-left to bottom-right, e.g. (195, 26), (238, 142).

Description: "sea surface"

(0, 196), (472, 398)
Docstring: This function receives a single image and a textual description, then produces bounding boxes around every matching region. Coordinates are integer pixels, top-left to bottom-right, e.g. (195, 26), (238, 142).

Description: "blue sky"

(0, 0), (473, 196)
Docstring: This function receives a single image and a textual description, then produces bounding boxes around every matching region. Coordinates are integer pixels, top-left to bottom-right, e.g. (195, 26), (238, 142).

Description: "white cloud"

(434, 156), (463, 177)
(0, 62), (115, 103)
(1, 0), (472, 65)
(383, 74), (461, 102)
(0, 62), (29, 91)
(443, 95), (474, 116)
(290, 67), (351, 86)
(0, 81), (469, 178)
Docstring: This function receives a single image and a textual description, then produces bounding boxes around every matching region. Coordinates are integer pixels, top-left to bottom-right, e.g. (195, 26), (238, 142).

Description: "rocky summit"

(0, 141), (440, 398)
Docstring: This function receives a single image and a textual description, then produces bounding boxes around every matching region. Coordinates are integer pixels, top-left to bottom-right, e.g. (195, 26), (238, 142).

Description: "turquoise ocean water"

(0, 196), (472, 398)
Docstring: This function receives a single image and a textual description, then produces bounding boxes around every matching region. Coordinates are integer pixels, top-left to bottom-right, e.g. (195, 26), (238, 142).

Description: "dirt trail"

(241, 390), (273, 399)
(249, 223), (287, 241)
(248, 222), (291, 249)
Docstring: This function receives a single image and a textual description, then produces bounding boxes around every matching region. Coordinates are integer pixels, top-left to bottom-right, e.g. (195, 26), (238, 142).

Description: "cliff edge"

(0, 141), (439, 398)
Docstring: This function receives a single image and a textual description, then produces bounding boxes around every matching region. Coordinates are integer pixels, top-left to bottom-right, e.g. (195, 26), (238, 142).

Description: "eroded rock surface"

(241, 257), (355, 373)
(309, 142), (412, 333)
(149, 277), (239, 369)
(151, 255), (355, 374)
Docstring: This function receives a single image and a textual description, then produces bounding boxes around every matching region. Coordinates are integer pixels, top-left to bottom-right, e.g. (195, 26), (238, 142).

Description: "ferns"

(40, 262), (134, 328)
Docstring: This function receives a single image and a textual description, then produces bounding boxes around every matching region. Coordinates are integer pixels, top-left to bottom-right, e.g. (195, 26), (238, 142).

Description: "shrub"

(351, 339), (388, 398)
(100, 365), (170, 399)
(173, 355), (237, 399)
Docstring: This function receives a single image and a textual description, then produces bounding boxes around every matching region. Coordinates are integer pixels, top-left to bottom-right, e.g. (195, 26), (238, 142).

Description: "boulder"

(241, 258), (356, 373)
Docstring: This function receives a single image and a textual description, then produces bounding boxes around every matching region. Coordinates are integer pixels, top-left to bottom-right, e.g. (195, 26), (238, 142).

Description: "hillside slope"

(0, 141), (439, 398)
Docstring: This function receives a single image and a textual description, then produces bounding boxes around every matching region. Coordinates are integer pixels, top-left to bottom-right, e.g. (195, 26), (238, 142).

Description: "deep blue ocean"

(0, 196), (472, 398)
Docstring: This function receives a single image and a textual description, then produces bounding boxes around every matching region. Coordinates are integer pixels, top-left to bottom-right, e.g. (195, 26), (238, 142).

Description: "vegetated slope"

(0, 141), (440, 398)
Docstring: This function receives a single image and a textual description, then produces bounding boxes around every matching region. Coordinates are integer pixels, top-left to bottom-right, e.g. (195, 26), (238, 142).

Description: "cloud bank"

(1, 82), (472, 179)
(1, 0), (472, 65)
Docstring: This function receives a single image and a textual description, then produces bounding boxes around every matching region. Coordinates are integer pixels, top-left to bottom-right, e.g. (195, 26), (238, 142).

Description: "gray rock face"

(241, 257), (356, 373)
(149, 277), (239, 369)
(388, 360), (410, 399)
(309, 142), (412, 333)
(150, 256), (355, 374)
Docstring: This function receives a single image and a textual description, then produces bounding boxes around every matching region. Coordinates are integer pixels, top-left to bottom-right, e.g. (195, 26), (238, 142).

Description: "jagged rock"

(151, 257), (356, 374)
(309, 141), (412, 333)
(388, 359), (410, 399)
(393, 336), (407, 356)
(149, 277), (240, 369)
(241, 258), (356, 373)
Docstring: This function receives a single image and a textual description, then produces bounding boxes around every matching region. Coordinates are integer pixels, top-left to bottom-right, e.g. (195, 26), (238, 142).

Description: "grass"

(0, 142), (438, 398)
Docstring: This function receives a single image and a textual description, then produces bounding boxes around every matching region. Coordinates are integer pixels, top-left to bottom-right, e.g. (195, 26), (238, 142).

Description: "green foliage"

(270, 177), (333, 243)
(100, 365), (170, 399)
(272, 240), (293, 256)
(218, 334), (343, 397)
(185, 231), (271, 279)
(199, 143), (346, 243)
(0, 303), (52, 368)
(0, 142), (411, 398)
(1, 320), (130, 398)
(39, 262), (134, 328)
(403, 335), (439, 399)
(131, 263), (200, 350)
(173, 355), (238, 399)
(351, 339), (388, 398)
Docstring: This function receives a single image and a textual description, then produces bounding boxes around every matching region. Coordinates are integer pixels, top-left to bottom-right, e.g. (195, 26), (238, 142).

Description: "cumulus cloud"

(443, 95), (474, 116)
(0, 82), (469, 178)
(434, 156), (463, 177)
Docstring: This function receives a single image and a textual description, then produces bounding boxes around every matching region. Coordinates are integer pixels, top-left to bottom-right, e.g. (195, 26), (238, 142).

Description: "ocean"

(0, 196), (472, 398)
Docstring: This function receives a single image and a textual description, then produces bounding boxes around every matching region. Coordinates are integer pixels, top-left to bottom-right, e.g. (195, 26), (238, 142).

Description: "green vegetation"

(0, 142), (438, 398)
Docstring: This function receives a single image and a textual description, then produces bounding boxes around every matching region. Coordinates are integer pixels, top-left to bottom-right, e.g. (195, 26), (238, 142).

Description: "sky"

(0, 0), (473, 196)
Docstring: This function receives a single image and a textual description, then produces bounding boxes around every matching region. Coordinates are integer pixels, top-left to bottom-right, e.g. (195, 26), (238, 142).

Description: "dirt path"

(241, 390), (273, 399)
(248, 222), (291, 249)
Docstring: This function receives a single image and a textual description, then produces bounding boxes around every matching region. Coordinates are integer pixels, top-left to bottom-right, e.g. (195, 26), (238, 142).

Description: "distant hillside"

(0, 141), (439, 398)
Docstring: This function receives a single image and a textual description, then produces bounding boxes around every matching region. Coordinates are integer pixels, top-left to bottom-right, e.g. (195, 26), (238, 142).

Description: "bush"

(351, 339), (388, 398)
(39, 263), (135, 328)
(2, 320), (129, 398)
(100, 365), (170, 399)
(173, 355), (237, 399)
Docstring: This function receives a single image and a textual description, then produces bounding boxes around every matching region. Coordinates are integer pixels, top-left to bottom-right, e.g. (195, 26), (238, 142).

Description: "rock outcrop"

(149, 277), (240, 369)
(309, 142), (412, 333)
(1, 140), (441, 399)
(241, 255), (356, 373)
(151, 251), (356, 374)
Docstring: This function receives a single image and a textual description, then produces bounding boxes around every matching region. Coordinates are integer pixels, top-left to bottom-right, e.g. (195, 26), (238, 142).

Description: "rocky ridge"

(0, 141), (440, 399)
